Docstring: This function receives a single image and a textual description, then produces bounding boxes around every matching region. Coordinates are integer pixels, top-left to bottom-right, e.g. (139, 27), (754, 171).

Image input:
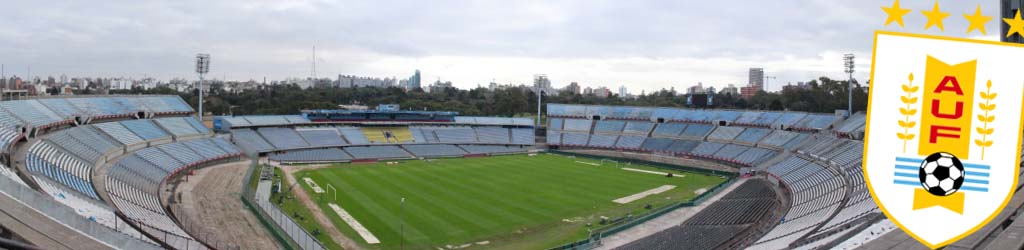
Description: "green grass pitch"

(294, 153), (727, 250)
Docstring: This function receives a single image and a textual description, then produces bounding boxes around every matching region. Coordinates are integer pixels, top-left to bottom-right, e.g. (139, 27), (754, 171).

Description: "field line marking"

(613, 185), (676, 204)
(328, 203), (381, 244)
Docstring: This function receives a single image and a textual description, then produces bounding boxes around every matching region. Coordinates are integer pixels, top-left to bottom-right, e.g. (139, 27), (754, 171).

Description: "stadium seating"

(105, 138), (241, 250)
(834, 112), (866, 135)
(362, 127), (415, 143)
(269, 148), (352, 163)
(433, 127), (477, 143)
(296, 129), (347, 147)
(510, 128), (534, 145)
(121, 119), (172, 141)
(733, 128), (771, 145)
(587, 134), (619, 148)
(691, 142), (726, 156)
(713, 144), (749, 159)
(154, 117), (204, 137)
(561, 132), (590, 146)
(548, 118), (564, 130)
(640, 138), (674, 151)
(615, 180), (778, 250)
(615, 136), (645, 149)
(679, 124), (714, 140)
(666, 140), (701, 153)
(651, 123), (686, 137)
(0, 100), (68, 128)
(344, 146), (412, 159)
(26, 141), (100, 199)
(338, 126), (371, 144)
(230, 129), (276, 153)
(562, 119), (593, 132)
(593, 120), (626, 133)
(474, 127), (511, 144)
(458, 145), (528, 154)
(622, 121), (655, 135)
(546, 130), (562, 145)
(95, 122), (145, 146)
(402, 144), (468, 157)
(257, 127), (310, 149)
(706, 126), (744, 142)
(757, 130), (798, 149)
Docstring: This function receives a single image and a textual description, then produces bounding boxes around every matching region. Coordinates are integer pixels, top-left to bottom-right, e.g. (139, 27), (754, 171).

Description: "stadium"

(0, 95), (1023, 250)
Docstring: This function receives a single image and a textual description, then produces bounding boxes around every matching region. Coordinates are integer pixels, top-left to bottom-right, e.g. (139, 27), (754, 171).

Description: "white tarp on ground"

(304, 178), (324, 193)
(613, 185), (676, 204)
(328, 203), (380, 244)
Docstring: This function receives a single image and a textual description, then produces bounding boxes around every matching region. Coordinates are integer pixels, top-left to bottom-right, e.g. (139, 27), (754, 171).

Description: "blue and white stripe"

(892, 156), (989, 192)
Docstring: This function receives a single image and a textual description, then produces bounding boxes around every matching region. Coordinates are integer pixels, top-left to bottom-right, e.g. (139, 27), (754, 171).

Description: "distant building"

(337, 74), (396, 88)
(583, 86), (594, 95)
(406, 70), (421, 90)
(618, 85), (628, 97)
(719, 84), (739, 96)
(1003, 0), (1024, 43)
(748, 68), (764, 90)
(593, 86), (611, 98)
(428, 80), (454, 93)
(533, 74), (556, 95)
(565, 82), (581, 95)
(687, 82), (705, 94)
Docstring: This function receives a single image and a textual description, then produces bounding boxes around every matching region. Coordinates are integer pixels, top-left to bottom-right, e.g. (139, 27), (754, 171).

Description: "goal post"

(326, 184), (337, 202)
(601, 159), (619, 168)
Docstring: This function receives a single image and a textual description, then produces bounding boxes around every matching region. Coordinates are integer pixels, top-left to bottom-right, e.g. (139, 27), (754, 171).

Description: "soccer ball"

(918, 152), (965, 196)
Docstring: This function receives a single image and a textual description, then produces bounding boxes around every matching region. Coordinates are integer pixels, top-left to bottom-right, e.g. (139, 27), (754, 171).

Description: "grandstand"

(0, 95), (248, 250)
(544, 103), (892, 250)
(6, 96), (1024, 250)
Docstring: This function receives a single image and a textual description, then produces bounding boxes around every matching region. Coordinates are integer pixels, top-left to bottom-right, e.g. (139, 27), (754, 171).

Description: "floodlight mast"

(844, 54), (855, 116)
(195, 54), (210, 122)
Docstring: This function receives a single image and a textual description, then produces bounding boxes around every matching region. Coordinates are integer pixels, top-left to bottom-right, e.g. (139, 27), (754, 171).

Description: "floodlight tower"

(844, 53), (855, 115)
(195, 54), (210, 122)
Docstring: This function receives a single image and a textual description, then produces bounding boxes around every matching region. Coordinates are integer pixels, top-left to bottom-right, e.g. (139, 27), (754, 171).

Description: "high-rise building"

(618, 85), (628, 97)
(748, 68), (764, 90)
(407, 70), (421, 90)
(1003, 0), (1024, 44)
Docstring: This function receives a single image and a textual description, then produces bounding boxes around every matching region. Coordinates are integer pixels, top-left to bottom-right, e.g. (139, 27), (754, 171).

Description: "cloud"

(0, 0), (1007, 93)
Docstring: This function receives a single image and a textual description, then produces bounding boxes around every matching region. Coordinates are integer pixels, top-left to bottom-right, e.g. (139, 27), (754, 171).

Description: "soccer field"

(293, 153), (728, 250)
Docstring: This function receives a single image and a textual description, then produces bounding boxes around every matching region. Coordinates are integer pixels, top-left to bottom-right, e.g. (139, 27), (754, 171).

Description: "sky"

(0, 0), (1005, 93)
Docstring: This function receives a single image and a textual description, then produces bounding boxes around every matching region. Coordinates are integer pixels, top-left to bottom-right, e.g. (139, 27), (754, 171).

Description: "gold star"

(1004, 9), (1024, 38)
(881, 0), (912, 28)
(921, 1), (950, 31)
(963, 5), (992, 35)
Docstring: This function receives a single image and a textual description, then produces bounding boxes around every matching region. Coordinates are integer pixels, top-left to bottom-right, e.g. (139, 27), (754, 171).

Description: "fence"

(169, 205), (241, 250)
(240, 156), (327, 250)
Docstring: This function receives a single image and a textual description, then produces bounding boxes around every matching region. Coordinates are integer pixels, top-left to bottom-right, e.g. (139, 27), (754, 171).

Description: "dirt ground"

(275, 162), (364, 250)
(174, 160), (281, 250)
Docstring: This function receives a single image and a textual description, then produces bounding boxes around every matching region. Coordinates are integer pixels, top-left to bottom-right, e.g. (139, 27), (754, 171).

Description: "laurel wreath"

(975, 80), (996, 160)
(897, 73), (918, 153)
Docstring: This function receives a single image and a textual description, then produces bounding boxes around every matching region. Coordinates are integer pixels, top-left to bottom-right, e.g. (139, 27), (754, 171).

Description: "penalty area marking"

(621, 167), (685, 178)
(304, 177), (324, 193)
(575, 161), (601, 166)
(613, 185), (676, 204)
(328, 203), (381, 244)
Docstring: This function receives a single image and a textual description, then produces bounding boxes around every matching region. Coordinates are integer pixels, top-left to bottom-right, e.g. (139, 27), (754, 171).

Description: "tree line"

(109, 76), (866, 117)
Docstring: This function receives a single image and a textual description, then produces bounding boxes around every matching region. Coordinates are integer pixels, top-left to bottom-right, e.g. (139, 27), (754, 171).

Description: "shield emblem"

(864, 31), (1024, 248)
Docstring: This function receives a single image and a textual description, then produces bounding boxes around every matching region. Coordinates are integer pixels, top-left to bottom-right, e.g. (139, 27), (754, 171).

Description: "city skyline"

(1, 1), (1002, 93)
